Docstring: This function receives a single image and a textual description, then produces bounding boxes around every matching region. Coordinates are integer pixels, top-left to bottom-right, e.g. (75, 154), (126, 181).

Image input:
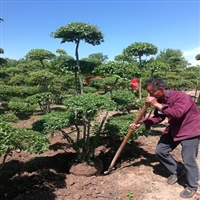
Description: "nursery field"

(1, 91), (200, 200)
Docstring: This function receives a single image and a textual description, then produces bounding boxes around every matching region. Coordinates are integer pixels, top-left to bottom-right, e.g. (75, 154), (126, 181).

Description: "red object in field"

(86, 76), (96, 84)
(86, 76), (104, 84)
(131, 78), (139, 90)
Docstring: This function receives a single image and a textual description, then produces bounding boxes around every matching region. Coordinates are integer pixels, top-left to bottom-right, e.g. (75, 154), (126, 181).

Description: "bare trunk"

(75, 41), (84, 94)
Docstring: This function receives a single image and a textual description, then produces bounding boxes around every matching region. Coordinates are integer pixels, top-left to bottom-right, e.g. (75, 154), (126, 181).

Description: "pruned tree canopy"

(123, 42), (158, 58)
(51, 22), (104, 46)
(25, 49), (56, 61)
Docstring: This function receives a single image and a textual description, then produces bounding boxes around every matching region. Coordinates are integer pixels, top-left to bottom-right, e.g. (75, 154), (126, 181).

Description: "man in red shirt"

(130, 78), (200, 198)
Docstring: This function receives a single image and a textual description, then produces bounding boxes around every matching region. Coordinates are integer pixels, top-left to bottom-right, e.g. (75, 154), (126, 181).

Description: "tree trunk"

(75, 41), (84, 94)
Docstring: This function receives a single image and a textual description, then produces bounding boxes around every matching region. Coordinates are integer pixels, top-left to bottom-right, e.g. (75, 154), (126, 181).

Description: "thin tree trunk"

(75, 41), (84, 94)
(82, 116), (87, 161)
(85, 117), (91, 162)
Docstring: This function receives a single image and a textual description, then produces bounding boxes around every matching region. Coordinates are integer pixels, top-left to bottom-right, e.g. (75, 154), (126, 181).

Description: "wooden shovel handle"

(104, 103), (149, 174)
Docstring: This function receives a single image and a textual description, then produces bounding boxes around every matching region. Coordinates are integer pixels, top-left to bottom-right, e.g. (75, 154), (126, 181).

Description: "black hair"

(143, 78), (169, 92)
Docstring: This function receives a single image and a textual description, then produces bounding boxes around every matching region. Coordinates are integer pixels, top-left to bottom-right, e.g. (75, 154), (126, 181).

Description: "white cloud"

(183, 46), (200, 66)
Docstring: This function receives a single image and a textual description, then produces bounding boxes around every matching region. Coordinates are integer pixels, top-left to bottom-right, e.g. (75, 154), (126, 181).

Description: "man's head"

(144, 78), (169, 99)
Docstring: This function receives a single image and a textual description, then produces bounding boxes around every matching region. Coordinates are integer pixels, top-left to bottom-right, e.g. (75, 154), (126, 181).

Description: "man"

(130, 78), (200, 199)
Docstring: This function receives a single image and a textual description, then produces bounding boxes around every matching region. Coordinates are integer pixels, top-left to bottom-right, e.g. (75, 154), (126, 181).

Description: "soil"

(1, 91), (200, 200)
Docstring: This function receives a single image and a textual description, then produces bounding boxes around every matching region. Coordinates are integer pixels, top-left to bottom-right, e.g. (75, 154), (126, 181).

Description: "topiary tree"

(156, 48), (188, 70)
(25, 49), (57, 112)
(51, 22), (104, 94)
(111, 89), (136, 113)
(123, 42), (158, 99)
(33, 93), (116, 164)
(145, 58), (169, 78)
(26, 92), (55, 114)
(0, 122), (49, 169)
(25, 49), (56, 69)
(62, 93), (116, 163)
(88, 52), (108, 64)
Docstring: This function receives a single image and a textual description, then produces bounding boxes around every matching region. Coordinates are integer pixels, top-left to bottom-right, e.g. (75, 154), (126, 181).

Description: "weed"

(127, 190), (134, 200)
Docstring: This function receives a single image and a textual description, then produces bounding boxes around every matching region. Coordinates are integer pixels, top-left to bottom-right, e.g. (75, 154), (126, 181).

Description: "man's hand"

(146, 96), (162, 110)
(130, 123), (141, 131)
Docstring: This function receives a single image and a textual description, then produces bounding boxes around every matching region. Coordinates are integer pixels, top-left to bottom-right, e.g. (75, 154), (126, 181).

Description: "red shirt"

(143, 90), (200, 141)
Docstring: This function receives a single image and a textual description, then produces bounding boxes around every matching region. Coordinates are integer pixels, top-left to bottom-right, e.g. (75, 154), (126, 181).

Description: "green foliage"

(87, 75), (134, 94)
(111, 89), (136, 112)
(0, 58), (7, 65)
(26, 70), (55, 86)
(25, 49), (56, 64)
(26, 92), (55, 105)
(61, 93), (117, 162)
(102, 76), (118, 89)
(144, 58), (169, 77)
(0, 122), (49, 165)
(93, 61), (140, 79)
(0, 113), (19, 123)
(123, 42), (158, 59)
(83, 86), (97, 93)
(104, 113), (148, 140)
(156, 48), (187, 70)
(51, 22), (104, 45)
(63, 93), (116, 118)
(195, 54), (200, 61)
(79, 58), (101, 75)
(114, 53), (136, 63)
(7, 97), (37, 114)
(0, 85), (42, 98)
(0, 47), (4, 54)
(26, 92), (55, 113)
(126, 190), (134, 200)
(134, 98), (146, 109)
(0, 70), (9, 80)
(32, 111), (74, 134)
(89, 77), (105, 90)
(8, 75), (28, 85)
(171, 79), (194, 90)
(88, 52), (108, 64)
(32, 93), (117, 163)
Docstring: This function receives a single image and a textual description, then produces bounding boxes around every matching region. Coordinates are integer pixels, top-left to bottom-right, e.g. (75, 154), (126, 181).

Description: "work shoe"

(167, 169), (186, 185)
(180, 187), (196, 198)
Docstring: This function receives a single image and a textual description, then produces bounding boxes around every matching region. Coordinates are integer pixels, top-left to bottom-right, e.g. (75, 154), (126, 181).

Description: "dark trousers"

(155, 133), (200, 189)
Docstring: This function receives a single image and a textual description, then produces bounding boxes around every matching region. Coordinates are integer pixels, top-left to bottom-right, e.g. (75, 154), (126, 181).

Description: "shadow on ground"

(0, 153), (74, 200)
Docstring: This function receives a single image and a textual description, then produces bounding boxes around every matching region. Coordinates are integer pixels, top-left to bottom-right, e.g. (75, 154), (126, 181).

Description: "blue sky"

(0, 0), (200, 66)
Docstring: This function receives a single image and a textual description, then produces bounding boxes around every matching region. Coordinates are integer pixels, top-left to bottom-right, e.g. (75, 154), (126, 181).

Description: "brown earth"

(1, 91), (200, 200)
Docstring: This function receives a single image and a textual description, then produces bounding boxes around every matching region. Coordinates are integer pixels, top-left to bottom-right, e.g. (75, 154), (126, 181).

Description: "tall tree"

(114, 52), (136, 64)
(123, 42), (158, 99)
(25, 49), (56, 69)
(88, 52), (108, 64)
(145, 58), (169, 78)
(156, 48), (187, 70)
(51, 22), (104, 94)
(25, 49), (56, 113)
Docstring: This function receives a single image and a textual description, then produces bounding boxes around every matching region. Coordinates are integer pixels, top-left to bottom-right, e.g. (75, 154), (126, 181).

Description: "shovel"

(104, 103), (149, 175)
